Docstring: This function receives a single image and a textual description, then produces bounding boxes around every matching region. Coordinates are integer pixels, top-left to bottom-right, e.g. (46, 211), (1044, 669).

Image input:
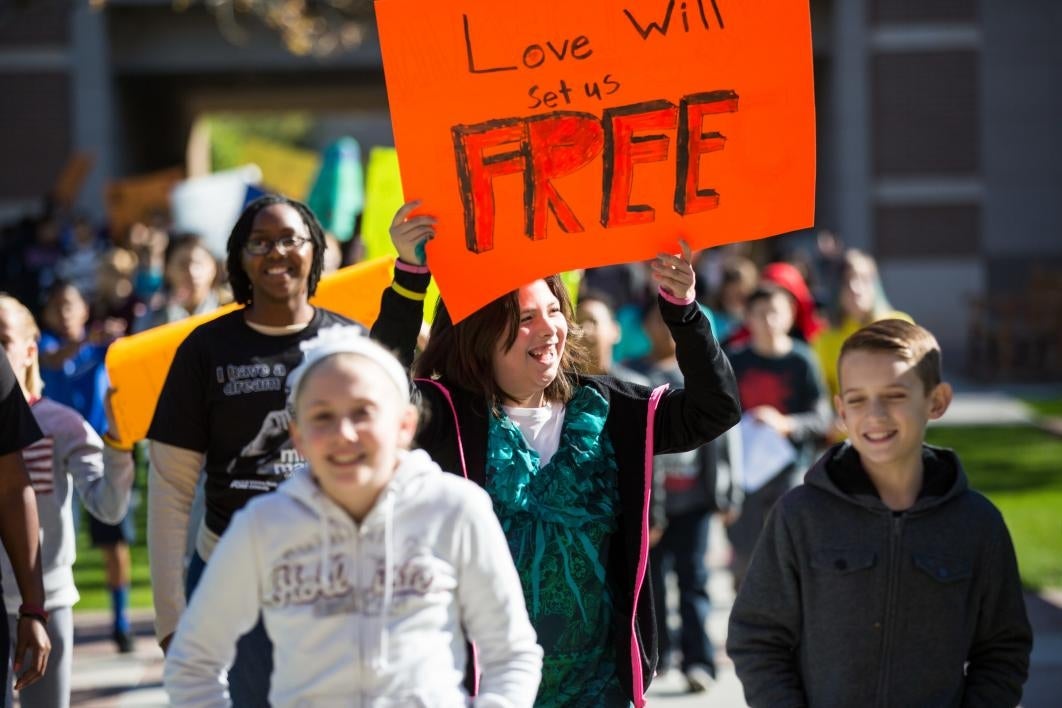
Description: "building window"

(872, 50), (979, 176)
(874, 203), (980, 257)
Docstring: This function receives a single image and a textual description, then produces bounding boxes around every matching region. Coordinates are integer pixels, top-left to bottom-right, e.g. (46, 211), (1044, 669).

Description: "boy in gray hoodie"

(727, 319), (1032, 707)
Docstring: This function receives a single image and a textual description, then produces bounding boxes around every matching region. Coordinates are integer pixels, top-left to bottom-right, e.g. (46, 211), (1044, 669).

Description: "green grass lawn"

(73, 452), (154, 612)
(1022, 397), (1062, 419)
(926, 424), (1062, 590)
(73, 488), (154, 612)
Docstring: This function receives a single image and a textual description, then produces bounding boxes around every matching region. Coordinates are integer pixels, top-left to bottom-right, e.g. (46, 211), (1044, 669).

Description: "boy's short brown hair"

(839, 319), (942, 392)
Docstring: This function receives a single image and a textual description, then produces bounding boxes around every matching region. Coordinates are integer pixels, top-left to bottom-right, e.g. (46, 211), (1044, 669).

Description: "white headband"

(287, 326), (410, 407)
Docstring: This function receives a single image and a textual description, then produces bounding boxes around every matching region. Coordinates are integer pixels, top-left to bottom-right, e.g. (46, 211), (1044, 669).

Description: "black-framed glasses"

(244, 235), (310, 256)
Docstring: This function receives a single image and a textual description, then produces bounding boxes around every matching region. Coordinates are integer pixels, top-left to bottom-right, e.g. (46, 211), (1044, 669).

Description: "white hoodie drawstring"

(318, 504), (332, 590)
(373, 491), (396, 670)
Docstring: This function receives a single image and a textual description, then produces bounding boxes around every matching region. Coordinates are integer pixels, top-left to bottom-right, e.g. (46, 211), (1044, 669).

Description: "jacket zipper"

(876, 514), (904, 707)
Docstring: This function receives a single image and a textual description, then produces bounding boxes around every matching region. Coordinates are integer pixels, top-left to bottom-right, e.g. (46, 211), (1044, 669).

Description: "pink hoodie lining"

(631, 383), (669, 707)
(413, 378), (478, 694)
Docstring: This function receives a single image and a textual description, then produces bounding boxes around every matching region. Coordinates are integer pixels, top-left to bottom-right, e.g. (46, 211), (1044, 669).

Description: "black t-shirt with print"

(0, 355), (42, 455)
(729, 341), (823, 417)
(148, 308), (358, 535)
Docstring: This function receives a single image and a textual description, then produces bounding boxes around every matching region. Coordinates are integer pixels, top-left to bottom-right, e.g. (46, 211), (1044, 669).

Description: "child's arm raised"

(62, 408), (134, 525)
(650, 241), (742, 453)
(371, 201), (434, 369)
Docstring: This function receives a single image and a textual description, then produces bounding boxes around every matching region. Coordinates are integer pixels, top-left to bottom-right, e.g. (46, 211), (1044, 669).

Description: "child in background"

(0, 295), (134, 708)
(575, 289), (649, 385)
(38, 281), (110, 435)
(637, 303), (742, 695)
(164, 327), (542, 707)
(133, 235), (222, 333)
(724, 261), (826, 349)
(55, 217), (106, 306)
(812, 249), (912, 397)
(37, 281), (134, 652)
(725, 285), (830, 589)
(93, 247), (145, 337)
(727, 319), (1032, 707)
(706, 256), (758, 344)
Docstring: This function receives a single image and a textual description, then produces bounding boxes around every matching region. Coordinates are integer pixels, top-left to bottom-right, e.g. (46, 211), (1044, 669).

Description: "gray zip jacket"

(727, 443), (1032, 708)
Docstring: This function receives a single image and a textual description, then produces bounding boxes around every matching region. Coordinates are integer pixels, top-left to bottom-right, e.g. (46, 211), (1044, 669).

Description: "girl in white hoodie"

(164, 326), (542, 707)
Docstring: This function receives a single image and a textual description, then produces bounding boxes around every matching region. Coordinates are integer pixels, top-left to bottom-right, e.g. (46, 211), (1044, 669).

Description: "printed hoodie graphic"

(165, 449), (543, 708)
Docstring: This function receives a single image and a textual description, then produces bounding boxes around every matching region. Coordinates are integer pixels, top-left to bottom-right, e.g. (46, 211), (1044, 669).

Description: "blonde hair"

(840, 319), (942, 393)
(0, 294), (43, 397)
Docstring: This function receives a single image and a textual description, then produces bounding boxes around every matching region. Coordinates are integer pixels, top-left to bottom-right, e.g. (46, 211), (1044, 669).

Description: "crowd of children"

(0, 193), (1034, 707)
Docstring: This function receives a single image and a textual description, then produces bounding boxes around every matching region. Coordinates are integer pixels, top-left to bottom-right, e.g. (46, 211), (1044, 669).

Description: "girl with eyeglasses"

(145, 195), (361, 706)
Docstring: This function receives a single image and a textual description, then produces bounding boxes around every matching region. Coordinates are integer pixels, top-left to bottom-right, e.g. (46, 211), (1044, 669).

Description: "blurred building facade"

(1, 0), (1060, 372)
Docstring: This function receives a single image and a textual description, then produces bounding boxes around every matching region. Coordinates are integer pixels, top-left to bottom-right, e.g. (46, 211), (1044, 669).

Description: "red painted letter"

(526, 112), (604, 240)
(452, 119), (528, 253)
(675, 90), (738, 215)
(601, 100), (678, 228)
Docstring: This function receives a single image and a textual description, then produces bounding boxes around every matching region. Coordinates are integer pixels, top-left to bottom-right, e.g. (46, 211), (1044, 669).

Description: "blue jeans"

(649, 509), (715, 675)
(186, 551), (273, 706)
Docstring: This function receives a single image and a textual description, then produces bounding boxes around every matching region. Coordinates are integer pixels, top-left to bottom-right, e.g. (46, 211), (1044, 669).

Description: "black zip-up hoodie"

(372, 263), (741, 705)
(727, 442), (1032, 708)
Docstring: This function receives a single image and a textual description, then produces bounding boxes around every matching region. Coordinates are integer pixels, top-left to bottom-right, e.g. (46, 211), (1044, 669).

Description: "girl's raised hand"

(390, 200), (436, 266)
(651, 239), (696, 302)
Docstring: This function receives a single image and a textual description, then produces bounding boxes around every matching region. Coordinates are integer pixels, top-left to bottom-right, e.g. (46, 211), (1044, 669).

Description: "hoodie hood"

(805, 441), (968, 515)
(761, 261), (826, 341)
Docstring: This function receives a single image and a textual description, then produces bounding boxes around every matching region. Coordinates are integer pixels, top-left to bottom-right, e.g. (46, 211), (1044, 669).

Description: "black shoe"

(113, 628), (135, 653)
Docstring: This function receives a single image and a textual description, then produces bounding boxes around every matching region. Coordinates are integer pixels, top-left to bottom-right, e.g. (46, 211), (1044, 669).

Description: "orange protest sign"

(104, 167), (184, 243)
(51, 152), (95, 208)
(375, 0), (816, 322)
(104, 256), (395, 446)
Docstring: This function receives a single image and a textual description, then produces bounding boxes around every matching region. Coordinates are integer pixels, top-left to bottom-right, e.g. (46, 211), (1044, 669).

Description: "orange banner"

(375, 0), (816, 322)
(104, 167), (184, 244)
(105, 256), (395, 446)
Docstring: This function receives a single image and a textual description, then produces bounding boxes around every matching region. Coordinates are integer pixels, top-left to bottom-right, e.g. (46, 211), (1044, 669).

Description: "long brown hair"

(414, 275), (590, 411)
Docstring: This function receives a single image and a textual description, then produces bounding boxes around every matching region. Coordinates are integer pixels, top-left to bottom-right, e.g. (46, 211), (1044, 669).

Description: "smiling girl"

(164, 327), (541, 707)
(372, 202), (741, 707)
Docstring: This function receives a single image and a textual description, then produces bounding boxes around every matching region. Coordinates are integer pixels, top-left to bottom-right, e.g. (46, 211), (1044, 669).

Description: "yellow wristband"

(391, 282), (427, 301)
(102, 433), (134, 452)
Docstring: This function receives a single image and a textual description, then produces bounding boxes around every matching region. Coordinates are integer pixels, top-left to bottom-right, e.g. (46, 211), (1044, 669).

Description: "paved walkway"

(63, 532), (1062, 707)
(54, 388), (1062, 706)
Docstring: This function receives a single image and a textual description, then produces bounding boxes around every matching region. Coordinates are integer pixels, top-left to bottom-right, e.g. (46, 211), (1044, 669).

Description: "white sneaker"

(685, 664), (714, 693)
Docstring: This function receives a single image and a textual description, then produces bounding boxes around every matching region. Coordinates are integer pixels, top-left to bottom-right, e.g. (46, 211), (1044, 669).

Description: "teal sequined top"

(486, 386), (629, 706)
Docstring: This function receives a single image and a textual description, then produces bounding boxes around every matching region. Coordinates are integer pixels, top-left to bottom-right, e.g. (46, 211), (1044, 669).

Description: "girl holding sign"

(146, 195), (360, 706)
(372, 201), (741, 706)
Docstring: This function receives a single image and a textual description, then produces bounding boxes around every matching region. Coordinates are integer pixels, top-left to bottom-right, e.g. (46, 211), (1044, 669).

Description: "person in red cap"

(724, 261), (826, 350)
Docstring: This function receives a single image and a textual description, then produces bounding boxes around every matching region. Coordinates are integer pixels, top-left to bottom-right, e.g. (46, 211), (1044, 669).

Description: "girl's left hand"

(651, 239), (696, 301)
